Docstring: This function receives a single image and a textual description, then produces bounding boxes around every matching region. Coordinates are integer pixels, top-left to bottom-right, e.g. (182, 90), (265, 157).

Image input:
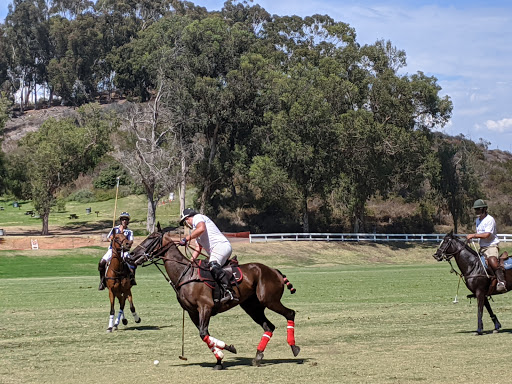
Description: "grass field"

(3, 242), (512, 383)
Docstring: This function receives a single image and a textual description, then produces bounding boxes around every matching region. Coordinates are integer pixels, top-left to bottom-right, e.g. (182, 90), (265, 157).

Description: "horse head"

(111, 232), (133, 254)
(129, 226), (173, 266)
(433, 230), (464, 262)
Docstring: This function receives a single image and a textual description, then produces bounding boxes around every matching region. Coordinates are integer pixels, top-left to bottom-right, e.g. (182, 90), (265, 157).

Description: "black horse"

(433, 230), (507, 335)
(129, 226), (300, 369)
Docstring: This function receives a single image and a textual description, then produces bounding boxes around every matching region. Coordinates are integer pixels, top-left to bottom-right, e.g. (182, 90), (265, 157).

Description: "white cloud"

(485, 118), (512, 133)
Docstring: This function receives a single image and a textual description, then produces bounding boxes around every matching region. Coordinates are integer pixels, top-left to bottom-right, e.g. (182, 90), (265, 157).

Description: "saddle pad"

(480, 256), (512, 270)
(197, 260), (243, 289)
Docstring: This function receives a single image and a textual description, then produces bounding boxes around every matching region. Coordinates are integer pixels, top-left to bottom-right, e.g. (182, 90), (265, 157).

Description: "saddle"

(197, 258), (243, 289)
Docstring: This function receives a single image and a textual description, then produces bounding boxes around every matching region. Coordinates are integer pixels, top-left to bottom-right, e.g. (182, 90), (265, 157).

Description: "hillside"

(2, 105), (512, 234)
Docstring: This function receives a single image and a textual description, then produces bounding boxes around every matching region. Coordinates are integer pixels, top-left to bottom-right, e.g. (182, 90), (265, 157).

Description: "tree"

(5, 0), (51, 110)
(115, 83), (184, 232)
(10, 103), (113, 234)
(433, 136), (482, 233)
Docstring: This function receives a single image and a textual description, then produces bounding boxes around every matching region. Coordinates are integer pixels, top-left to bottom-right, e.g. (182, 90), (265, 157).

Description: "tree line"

(0, 0), (488, 235)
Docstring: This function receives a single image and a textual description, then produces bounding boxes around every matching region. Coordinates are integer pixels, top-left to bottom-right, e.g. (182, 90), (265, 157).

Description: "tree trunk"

(179, 156), (186, 213)
(302, 195), (309, 233)
(41, 212), (49, 235)
(200, 122), (220, 213)
(146, 198), (156, 233)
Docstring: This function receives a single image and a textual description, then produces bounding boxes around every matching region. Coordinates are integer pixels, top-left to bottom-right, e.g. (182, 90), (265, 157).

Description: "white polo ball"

(154, 360), (159, 366)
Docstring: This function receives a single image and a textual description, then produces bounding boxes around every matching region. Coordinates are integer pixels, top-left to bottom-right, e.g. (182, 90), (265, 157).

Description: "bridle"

(435, 236), (461, 261)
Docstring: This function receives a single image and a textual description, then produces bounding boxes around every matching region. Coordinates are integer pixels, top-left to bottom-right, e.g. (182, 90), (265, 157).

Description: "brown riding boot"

(496, 268), (507, 293)
(98, 259), (107, 291)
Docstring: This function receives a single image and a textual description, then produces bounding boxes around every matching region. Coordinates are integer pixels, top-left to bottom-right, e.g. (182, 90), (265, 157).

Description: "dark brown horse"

(129, 226), (300, 369)
(105, 232), (141, 332)
(433, 231), (507, 335)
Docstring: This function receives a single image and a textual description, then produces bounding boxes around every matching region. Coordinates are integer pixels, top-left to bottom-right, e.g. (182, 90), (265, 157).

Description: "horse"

(433, 230), (508, 335)
(105, 232), (141, 332)
(128, 226), (300, 370)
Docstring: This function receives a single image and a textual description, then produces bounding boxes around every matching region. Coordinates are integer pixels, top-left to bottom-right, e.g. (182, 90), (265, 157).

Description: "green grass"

(3, 242), (512, 383)
(0, 193), (186, 234)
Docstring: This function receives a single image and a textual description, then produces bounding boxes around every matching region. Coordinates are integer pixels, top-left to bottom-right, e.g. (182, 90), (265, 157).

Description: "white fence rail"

(249, 233), (512, 243)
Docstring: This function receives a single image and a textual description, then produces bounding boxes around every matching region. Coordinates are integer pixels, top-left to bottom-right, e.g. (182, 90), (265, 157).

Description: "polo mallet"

(112, 176), (120, 227)
(179, 309), (187, 360)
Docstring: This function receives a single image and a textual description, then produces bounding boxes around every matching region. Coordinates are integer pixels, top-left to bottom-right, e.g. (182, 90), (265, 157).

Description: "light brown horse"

(129, 226), (300, 370)
(105, 232), (141, 332)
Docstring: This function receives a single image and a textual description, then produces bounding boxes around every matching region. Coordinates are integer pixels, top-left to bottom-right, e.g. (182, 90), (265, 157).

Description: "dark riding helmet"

(472, 199), (488, 209)
(179, 208), (198, 226)
(119, 212), (131, 220)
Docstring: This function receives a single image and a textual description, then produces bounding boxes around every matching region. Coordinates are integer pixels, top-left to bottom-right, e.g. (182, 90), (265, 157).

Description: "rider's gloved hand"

(179, 237), (187, 246)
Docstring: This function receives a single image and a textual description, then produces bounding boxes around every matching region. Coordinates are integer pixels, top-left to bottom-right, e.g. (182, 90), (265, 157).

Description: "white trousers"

(209, 242), (232, 266)
(102, 249), (130, 261)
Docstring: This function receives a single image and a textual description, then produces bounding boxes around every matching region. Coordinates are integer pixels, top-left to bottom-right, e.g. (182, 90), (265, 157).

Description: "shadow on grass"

(123, 325), (173, 331)
(174, 356), (308, 369)
(456, 328), (512, 335)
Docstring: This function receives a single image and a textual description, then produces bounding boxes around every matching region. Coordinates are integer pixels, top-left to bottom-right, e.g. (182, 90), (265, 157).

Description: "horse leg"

(194, 305), (229, 370)
(266, 299), (300, 357)
(475, 293), (485, 335)
(114, 294), (126, 330)
(127, 290), (141, 324)
(240, 296), (276, 367)
(484, 297), (501, 333)
(107, 290), (115, 333)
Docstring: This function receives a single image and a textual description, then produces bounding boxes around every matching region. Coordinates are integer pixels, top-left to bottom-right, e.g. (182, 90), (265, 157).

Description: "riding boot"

(209, 262), (237, 304)
(495, 268), (507, 293)
(98, 259), (107, 291)
(129, 267), (137, 286)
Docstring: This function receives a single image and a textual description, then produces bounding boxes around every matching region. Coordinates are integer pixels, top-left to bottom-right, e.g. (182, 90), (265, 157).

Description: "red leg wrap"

(257, 331), (273, 352)
(287, 320), (295, 346)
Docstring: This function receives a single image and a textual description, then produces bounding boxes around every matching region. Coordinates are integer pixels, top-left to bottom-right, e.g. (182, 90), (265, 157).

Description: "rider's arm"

(185, 221), (206, 243)
(467, 232), (491, 240)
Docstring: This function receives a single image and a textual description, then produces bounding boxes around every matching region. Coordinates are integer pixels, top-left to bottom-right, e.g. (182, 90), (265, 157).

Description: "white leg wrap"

(115, 310), (123, 326)
(204, 335), (226, 349)
(210, 346), (224, 360)
(108, 315), (115, 329)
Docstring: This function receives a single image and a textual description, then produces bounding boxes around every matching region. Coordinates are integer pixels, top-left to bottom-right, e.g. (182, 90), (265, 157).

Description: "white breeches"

(102, 249), (130, 261)
(209, 242), (232, 265)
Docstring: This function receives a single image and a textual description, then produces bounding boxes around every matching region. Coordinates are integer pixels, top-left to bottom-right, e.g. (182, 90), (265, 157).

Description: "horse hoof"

(252, 351), (264, 366)
(213, 362), (224, 370)
(291, 345), (301, 357)
(225, 344), (237, 354)
(474, 331), (482, 336)
(107, 328), (113, 333)
(493, 329), (500, 334)
(135, 318), (141, 324)
(122, 319), (128, 326)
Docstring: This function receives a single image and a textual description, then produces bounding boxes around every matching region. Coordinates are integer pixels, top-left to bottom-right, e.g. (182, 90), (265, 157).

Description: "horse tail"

(276, 269), (296, 294)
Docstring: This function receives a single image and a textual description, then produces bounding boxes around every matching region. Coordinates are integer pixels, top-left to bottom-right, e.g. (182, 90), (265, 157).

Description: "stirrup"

(220, 290), (234, 304)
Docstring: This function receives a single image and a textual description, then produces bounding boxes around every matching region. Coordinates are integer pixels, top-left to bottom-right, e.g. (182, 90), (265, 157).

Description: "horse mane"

(162, 226), (178, 233)
(451, 234), (479, 258)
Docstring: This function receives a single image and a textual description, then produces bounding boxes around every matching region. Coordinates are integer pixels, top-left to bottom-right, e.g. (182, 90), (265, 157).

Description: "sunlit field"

(2, 242), (512, 384)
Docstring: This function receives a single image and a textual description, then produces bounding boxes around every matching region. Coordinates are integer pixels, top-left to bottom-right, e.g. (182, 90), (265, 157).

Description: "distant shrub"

(67, 189), (95, 203)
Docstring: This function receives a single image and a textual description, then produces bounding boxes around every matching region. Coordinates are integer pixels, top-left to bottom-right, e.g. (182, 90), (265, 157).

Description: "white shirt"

(476, 214), (499, 247)
(192, 214), (229, 254)
(107, 226), (134, 249)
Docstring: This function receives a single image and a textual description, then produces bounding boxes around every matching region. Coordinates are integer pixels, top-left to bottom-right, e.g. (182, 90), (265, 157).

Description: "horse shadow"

(122, 325), (173, 331)
(456, 328), (512, 335)
(179, 356), (308, 369)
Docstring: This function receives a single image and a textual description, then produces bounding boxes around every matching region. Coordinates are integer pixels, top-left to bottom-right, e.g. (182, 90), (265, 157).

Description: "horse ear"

(157, 222), (162, 232)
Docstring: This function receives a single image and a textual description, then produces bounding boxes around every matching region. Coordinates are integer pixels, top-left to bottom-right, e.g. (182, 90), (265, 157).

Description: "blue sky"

(1, 0), (511, 151)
